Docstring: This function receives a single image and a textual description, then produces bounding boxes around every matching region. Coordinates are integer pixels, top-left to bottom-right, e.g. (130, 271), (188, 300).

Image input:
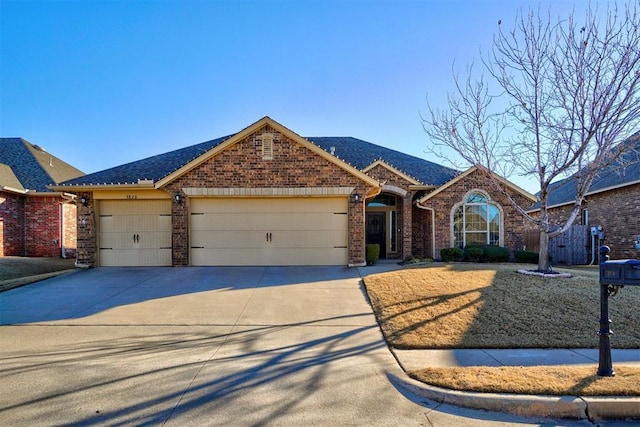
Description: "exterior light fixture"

(80, 196), (88, 207)
(352, 192), (360, 203)
(174, 193), (182, 204)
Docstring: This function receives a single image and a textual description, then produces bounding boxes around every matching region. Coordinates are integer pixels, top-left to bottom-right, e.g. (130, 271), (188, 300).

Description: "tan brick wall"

(62, 202), (77, 258)
(163, 126), (375, 266)
(76, 192), (96, 266)
(419, 170), (531, 259)
(412, 205), (433, 258)
(363, 164), (416, 259)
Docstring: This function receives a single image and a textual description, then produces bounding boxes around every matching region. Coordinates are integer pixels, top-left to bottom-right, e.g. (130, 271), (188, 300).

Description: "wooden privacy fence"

(522, 225), (589, 265)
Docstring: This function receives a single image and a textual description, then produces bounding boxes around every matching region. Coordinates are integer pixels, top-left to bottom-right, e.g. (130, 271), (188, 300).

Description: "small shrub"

(440, 247), (463, 262)
(403, 256), (434, 265)
(463, 246), (484, 262)
(514, 249), (539, 264)
(366, 244), (380, 265)
(482, 245), (510, 262)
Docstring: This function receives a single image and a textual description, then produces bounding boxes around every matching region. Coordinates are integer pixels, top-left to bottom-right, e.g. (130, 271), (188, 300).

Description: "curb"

(388, 372), (588, 419)
(388, 368), (640, 421)
(0, 269), (79, 293)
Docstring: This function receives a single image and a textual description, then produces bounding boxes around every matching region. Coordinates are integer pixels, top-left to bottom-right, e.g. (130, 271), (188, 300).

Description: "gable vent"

(262, 133), (274, 160)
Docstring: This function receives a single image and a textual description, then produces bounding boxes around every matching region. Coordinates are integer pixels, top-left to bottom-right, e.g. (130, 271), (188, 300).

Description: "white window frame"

(450, 189), (504, 248)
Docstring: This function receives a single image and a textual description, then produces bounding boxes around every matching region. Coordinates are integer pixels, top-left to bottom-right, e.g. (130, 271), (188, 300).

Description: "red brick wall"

(547, 183), (640, 260)
(418, 169), (531, 259)
(162, 126), (375, 266)
(0, 191), (26, 256)
(24, 196), (61, 257)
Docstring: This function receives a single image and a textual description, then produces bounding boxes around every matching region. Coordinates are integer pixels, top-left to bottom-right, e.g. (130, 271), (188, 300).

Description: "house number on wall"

(126, 195), (138, 200)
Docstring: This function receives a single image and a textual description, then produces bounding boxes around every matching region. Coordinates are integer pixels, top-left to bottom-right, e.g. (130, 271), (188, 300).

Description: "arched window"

(452, 191), (501, 248)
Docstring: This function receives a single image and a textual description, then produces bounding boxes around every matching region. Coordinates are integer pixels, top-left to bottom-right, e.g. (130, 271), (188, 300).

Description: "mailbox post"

(597, 246), (640, 376)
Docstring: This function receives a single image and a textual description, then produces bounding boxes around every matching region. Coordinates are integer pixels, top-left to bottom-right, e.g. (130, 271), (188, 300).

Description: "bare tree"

(423, 2), (640, 271)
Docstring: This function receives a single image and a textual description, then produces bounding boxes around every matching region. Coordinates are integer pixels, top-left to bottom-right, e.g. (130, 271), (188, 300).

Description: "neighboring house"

(0, 138), (84, 257)
(528, 134), (640, 261)
(53, 117), (535, 267)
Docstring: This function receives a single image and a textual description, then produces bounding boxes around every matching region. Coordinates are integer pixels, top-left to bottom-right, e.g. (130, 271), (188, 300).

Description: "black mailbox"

(600, 259), (640, 286)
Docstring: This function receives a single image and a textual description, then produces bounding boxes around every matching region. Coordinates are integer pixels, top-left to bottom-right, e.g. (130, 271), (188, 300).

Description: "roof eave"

(526, 177), (640, 213)
(49, 182), (156, 192)
(0, 185), (27, 195)
(362, 159), (423, 186)
(417, 165), (538, 204)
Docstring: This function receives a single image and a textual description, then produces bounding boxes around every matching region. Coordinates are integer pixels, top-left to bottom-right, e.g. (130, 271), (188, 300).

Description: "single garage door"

(99, 199), (172, 266)
(190, 197), (348, 266)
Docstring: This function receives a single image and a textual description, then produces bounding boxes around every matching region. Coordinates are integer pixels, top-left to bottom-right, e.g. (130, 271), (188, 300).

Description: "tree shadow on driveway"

(0, 314), (391, 426)
(0, 266), (364, 325)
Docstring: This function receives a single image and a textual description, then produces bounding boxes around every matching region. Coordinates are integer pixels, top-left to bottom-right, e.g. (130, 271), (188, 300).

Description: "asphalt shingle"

(0, 138), (84, 192)
(543, 133), (640, 208)
(60, 134), (459, 187)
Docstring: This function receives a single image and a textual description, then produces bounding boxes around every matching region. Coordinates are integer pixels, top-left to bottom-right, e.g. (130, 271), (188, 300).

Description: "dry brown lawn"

(363, 263), (640, 349)
(363, 263), (640, 396)
(409, 366), (640, 396)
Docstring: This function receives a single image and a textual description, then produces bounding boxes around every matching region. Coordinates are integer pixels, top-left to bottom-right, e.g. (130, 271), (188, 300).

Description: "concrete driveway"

(0, 266), (420, 425)
(0, 266), (578, 426)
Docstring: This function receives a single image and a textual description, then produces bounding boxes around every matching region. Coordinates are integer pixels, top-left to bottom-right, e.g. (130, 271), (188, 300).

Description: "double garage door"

(190, 197), (348, 266)
(98, 197), (348, 266)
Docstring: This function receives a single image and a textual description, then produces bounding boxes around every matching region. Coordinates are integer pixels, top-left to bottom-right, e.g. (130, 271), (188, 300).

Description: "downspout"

(60, 202), (66, 258)
(415, 202), (436, 260)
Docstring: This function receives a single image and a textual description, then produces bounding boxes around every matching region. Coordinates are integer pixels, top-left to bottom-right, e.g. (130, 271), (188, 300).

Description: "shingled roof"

(61, 136), (230, 186)
(59, 133), (459, 188)
(538, 133), (640, 209)
(0, 138), (84, 193)
(308, 137), (458, 186)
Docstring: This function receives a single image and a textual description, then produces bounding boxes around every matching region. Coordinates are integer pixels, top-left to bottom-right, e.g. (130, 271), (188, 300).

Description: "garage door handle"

(266, 232), (273, 242)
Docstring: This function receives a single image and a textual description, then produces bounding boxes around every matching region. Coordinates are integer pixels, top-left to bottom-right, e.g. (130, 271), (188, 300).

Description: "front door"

(366, 212), (386, 258)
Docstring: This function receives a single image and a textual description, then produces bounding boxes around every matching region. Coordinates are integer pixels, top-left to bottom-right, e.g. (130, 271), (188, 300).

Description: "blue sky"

(1, 0), (597, 192)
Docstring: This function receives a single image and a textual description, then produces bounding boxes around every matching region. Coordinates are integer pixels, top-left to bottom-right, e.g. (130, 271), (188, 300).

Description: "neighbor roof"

(533, 133), (640, 209)
(59, 131), (458, 188)
(0, 138), (84, 193)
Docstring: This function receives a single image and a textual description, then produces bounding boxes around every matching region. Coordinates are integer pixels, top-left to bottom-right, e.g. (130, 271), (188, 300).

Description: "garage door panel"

(100, 231), (171, 250)
(191, 212), (347, 232)
(270, 230), (347, 248)
(191, 248), (347, 266)
(100, 249), (172, 267)
(100, 200), (171, 215)
(191, 248), (270, 266)
(191, 230), (265, 249)
(191, 213), (267, 232)
(99, 199), (172, 266)
(190, 197), (348, 266)
(100, 214), (171, 232)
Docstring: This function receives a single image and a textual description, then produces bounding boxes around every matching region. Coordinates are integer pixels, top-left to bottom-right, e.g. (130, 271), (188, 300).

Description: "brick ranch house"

(527, 133), (640, 262)
(0, 138), (84, 257)
(52, 117), (536, 267)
